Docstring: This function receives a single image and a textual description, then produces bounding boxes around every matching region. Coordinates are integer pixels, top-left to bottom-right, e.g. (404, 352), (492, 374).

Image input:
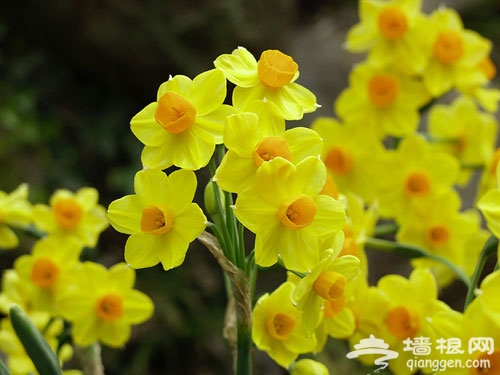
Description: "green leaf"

(9, 305), (63, 375)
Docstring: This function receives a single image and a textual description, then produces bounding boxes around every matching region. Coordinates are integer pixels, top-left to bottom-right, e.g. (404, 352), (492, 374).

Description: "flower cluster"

(0, 185), (153, 374)
(2, 0), (500, 374)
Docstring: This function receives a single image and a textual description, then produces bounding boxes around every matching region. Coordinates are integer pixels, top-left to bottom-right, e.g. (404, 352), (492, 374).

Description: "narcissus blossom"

(214, 47), (318, 120)
(107, 169), (207, 271)
(33, 187), (108, 249)
(215, 106), (322, 193)
(252, 281), (317, 368)
(233, 157), (346, 272)
(131, 69), (234, 170)
(57, 262), (154, 348)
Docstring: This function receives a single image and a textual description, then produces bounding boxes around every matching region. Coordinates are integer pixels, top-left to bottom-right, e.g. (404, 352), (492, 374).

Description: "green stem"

(365, 237), (471, 287)
(463, 235), (499, 310)
(373, 222), (399, 237)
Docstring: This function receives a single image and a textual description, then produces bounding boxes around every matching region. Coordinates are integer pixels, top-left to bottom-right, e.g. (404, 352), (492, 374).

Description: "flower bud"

(290, 359), (329, 375)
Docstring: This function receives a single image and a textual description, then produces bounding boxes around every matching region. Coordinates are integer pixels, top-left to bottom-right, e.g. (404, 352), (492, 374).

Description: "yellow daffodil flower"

(292, 249), (359, 335)
(477, 163), (500, 240)
(377, 268), (463, 374)
(33, 187), (108, 249)
(397, 190), (489, 286)
(107, 168), (207, 270)
(57, 262), (154, 348)
(214, 47), (317, 120)
(312, 117), (387, 202)
(0, 184), (33, 250)
(14, 237), (81, 313)
(233, 157), (346, 273)
(335, 63), (430, 138)
(345, 0), (436, 75)
(376, 134), (459, 221)
(215, 107), (323, 193)
(131, 69), (234, 170)
(422, 7), (492, 97)
(252, 281), (317, 368)
(428, 95), (498, 185)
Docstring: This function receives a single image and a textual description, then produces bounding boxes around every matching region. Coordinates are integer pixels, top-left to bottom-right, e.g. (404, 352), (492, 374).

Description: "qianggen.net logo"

(346, 335), (494, 374)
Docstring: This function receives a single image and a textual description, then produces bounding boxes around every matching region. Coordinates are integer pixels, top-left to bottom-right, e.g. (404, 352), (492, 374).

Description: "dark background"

(0, 1), (499, 374)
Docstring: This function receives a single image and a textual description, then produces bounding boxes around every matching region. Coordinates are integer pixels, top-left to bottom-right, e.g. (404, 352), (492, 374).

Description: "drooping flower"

(335, 62), (430, 139)
(57, 262), (154, 348)
(291, 249), (360, 336)
(33, 187), (108, 249)
(215, 105), (322, 193)
(14, 236), (82, 313)
(345, 0), (436, 74)
(214, 47), (318, 120)
(131, 69), (234, 170)
(375, 134), (459, 221)
(233, 157), (346, 273)
(422, 7), (492, 97)
(107, 168), (207, 271)
(0, 184), (33, 250)
(252, 281), (317, 368)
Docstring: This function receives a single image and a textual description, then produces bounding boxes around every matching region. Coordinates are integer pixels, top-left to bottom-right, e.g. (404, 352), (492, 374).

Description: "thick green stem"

(198, 231), (253, 375)
(74, 343), (105, 375)
(365, 237), (471, 287)
(463, 235), (498, 310)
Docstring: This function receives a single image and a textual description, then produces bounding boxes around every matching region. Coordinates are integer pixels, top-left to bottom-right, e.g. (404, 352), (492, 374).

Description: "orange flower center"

(378, 6), (408, 40)
(471, 350), (500, 375)
(278, 194), (317, 230)
(433, 30), (464, 64)
(324, 147), (354, 175)
(53, 198), (83, 229)
(31, 258), (60, 288)
(339, 225), (359, 258)
(479, 57), (497, 81)
(141, 205), (174, 235)
(489, 148), (500, 175)
(404, 171), (431, 198)
(266, 312), (295, 340)
(257, 50), (298, 88)
(368, 74), (399, 108)
(313, 271), (347, 301)
(95, 293), (124, 321)
(323, 295), (347, 318)
(155, 91), (197, 134)
(319, 175), (339, 199)
(252, 136), (292, 167)
(385, 305), (420, 340)
(427, 225), (450, 246)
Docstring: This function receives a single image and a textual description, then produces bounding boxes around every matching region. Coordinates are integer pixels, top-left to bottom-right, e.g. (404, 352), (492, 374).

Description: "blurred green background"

(0, 0), (499, 374)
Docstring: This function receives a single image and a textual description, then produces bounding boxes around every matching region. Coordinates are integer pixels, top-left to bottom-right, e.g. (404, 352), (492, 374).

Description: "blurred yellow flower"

(376, 134), (459, 221)
(131, 69), (234, 170)
(57, 262), (154, 348)
(290, 359), (329, 375)
(14, 237), (81, 313)
(33, 187), (108, 249)
(428, 95), (498, 185)
(345, 0), (435, 74)
(422, 7), (492, 97)
(252, 281), (317, 368)
(0, 184), (33, 250)
(214, 47), (317, 120)
(233, 157), (346, 273)
(107, 169), (207, 270)
(312, 117), (387, 202)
